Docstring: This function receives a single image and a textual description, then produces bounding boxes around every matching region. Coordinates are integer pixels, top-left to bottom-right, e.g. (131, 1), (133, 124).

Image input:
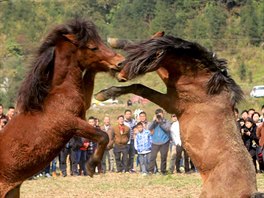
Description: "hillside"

(0, 0), (263, 112)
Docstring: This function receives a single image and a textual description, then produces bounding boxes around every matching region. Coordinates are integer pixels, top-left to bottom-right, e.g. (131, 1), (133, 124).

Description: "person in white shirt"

(169, 114), (181, 173)
(170, 114), (195, 173)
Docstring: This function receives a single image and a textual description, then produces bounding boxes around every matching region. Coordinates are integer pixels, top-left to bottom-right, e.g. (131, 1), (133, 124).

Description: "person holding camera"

(148, 108), (171, 175)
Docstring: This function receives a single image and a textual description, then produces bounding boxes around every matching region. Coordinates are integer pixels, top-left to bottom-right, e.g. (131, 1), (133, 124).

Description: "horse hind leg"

(5, 184), (21, 198)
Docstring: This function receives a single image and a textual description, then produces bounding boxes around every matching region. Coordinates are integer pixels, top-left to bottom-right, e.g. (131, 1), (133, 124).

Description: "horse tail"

(207, 70), (244, 107)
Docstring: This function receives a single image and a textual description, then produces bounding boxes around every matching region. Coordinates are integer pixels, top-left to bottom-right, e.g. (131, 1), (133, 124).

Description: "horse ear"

(151, 31), (165, 39)
(63, 34), (78, 45)
(107, 37), (131, 49)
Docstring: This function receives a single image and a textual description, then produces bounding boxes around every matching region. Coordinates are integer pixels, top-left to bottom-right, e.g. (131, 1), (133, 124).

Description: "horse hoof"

(94, 90), (111, 101)
(86, 164), (95, 178)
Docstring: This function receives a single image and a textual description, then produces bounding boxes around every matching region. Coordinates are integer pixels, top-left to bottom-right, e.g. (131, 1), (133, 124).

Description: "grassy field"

(19, 69), (264, 198)
(20, 172), (264, 198)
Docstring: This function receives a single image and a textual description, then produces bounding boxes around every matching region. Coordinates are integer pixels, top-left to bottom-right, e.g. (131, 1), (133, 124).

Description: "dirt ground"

(20, 172), (264, 198)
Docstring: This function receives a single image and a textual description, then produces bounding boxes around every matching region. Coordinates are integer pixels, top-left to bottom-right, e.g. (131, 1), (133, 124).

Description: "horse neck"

(82, 69), (97, 110)
(52, 45), (83, 92)
(164, 57), (210, 99)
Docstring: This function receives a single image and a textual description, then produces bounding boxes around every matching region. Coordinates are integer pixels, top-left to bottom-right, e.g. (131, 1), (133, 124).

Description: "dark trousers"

(76, 150), (88, 175)
(114, 145), (129, 172)
(59, 148), (78, 176)
(148, 141), (170, 174)
(127, 140), (135, 170)
(176, 145), (195, 172)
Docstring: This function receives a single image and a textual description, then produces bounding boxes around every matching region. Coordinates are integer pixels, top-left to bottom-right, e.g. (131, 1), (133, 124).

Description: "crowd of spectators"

(236, 105), (264, 173)
(1, 103), (264, 178)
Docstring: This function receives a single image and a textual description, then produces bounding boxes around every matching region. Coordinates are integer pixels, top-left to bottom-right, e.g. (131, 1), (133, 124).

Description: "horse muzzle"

(115, 72), (127, 82)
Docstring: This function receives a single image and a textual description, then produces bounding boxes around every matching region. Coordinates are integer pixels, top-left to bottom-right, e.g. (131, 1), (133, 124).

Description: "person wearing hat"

(148, 108), (171, 175)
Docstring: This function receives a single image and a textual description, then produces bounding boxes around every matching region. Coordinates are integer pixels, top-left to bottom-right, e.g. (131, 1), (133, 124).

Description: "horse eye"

(90, 47), (98, 51)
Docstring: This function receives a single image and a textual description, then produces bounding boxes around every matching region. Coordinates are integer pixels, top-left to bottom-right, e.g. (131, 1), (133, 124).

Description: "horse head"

(62, 21), (124, 74)
(17, 19), (125, 113)
(107, 32), (165, 82)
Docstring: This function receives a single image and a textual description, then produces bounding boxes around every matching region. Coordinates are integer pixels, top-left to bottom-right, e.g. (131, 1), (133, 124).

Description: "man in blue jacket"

(148, 108), (171, 175)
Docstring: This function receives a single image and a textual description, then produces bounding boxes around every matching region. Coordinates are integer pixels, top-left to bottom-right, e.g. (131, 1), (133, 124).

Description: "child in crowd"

(134, 122), (152, 175)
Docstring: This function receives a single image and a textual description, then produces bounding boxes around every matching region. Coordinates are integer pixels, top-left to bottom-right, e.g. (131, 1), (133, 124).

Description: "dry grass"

(21, 173), (264, 198)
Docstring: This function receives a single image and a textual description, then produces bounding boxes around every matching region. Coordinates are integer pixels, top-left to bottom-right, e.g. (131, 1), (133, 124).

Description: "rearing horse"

(96, 34), (261, 197)
(0, 19), (124, 197)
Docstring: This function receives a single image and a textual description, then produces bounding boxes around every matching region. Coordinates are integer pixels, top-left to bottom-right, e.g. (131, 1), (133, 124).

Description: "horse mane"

(17, 19), (101, 113)
(123, 35), (243, 106)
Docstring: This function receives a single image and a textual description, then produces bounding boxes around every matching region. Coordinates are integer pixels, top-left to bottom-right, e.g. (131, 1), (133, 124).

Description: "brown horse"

(95, 34), (262, 197)
(0, 19), (124, 197)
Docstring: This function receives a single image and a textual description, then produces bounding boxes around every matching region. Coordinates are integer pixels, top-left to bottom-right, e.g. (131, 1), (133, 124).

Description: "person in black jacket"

(242, 117), (258, 172)
(59, 136), (82, 176)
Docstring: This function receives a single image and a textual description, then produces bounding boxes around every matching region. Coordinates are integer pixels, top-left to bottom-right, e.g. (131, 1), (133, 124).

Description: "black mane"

(123, 35), (243, 105)
(17, 19), (101, 113)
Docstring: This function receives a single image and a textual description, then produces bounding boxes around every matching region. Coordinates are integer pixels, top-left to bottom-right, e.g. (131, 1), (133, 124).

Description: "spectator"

(169, 114), (195, 174)
(6, 106), (15, 122)
(0, 118), (7, 130)
(112, 115), (130, 173)
(148, 109), (171, 175)
(0, 104), (7, 120)
(44, 157), (59, 178)
(182, 151), (196, 174)
(87, 116), (101, 173)
(78, 137), (89, 175)
(242, 117), (258, 172)
(134, 122), (152, 175)
(248, 108), (255, 119)
(251, 111), (264, 172)
(51, 157), (59, 177)
(95, 117), (100, 128)
(238, 118), (246, 135)
(59, 136), (80, 177)
(0, 104), (8, 130)
(257, 122), (264, 172)
(260, 105), (264, 122)
(124, 109), (137, 173)
(252, 112), (262, 126)
(101, 116), (115, 173)
(138, 111), (151, 130)
(241, 110), (249, 121)
(169, 114), (180, 173)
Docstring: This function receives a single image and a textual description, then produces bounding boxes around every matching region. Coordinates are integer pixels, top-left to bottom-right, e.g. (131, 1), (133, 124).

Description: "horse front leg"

(95, 84), (171, 110)
(74, 118), (109, 177)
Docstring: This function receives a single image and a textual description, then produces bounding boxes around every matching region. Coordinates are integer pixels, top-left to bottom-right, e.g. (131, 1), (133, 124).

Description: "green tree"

(238, 62), (247, 81)
(184, 13), (211, 48)
(204, 2), (227, 40)
(149, 0), (176, 35)
(257, 1), (264, 42)
(240, 0), (259, 45)
(0, 37), (25, 106)
(109, 0), (156, 39)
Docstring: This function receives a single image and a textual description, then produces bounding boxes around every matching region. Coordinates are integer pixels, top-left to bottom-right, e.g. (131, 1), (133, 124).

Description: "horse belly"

(0, 115), (69, 182)
(178, 113), (257, 197)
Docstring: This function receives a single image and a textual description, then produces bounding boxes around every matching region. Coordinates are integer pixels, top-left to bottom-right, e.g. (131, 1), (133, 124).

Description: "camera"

(156, 114), (162, 120)
(243, 128), (249, 133)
